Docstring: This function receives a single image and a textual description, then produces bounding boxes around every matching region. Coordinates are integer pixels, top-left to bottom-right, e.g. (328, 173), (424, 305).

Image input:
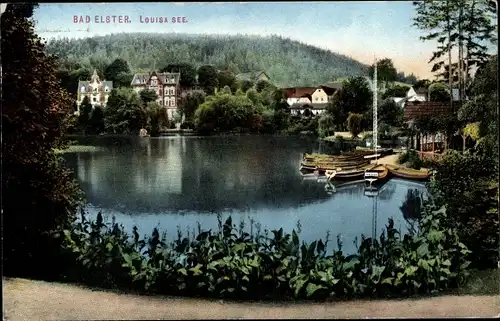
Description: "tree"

(88, 105), (105, 134)
(78, 96), (93, 132)
(104, 58), (132, 88)
(457, 55), (498, 159)
(239, 79), (254, 92)
(2, 3), (84, 278)
(347, 113), (363, 138)
(413, 0), (497, 100)
(368, 58), (398, 87)
(378, 99), (403, 127)
(194, 93), (261, 133)
(217, 71), (236, 91)
(318, 114), (335, 138)
(256, 79), (272, 93)
(221, 85), (232, 95)
(104, 88), (145, 134)
(161, 63), (197, 88)
(139, 89), (158, 105)
(429, 83), (451, 101)
(327, 77), (372, 130)
(179, 90), (206, 122)
(146, 102), (167, 136)
(382, 84), (409, 99)
(197, 65), (218, 94)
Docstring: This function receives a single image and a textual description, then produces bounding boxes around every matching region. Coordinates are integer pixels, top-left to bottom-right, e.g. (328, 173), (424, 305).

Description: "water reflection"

(64, 135), (428, 254)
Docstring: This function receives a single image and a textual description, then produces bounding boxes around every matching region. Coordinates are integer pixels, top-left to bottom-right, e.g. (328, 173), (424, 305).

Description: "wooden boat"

(385, 164), (431, 181)
(364, 164), (389, 185)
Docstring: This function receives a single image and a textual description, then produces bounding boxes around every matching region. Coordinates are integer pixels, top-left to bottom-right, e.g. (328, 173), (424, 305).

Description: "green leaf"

(342, 258), (360, 271)
(293, 278), (308, 297)
(382, 277), (394, 285)
(306, 283), (327, 297)
(178, 268), (188, 276)
(292, 230), (299, 246)
(416, 243), (429, 257)
(442, 259), (451, 266)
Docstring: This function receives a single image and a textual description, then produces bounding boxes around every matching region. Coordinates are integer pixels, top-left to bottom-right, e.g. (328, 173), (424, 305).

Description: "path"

(3, 278), (499, 320)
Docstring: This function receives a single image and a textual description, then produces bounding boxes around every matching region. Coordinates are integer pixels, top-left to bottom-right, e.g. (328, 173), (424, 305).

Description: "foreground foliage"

(61, 204), (471, 300)
(2, 4), (84, 278)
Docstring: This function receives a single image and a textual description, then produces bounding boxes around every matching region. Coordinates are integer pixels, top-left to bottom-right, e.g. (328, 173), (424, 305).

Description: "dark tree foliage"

(180, 90), (206, 122)
(429, 85), (451, 102)
(78, 96), (93, 133)
(378, 99), (403, 127)
(44, 33), (369, 88)
(327, 77), (372, 130)
(382, 84), (410, 99)
(368, 58), (398, 86)
(217, 70), (237, 91)
(88, 106), (105, 135)
(197, 65), (219, 94)
(139, 89), (158, 106)
(160, 63), (197, 88)
(104, 58), (132, 88)
(2, 3), (84, 278)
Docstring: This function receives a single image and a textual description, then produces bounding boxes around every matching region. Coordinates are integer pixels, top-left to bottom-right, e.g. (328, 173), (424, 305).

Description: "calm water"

(64, 135), (428, 254)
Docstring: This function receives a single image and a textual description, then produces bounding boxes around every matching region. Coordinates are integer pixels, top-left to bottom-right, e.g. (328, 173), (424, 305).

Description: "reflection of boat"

(364, 164), (389, 185)
(385, 164), (431, 181)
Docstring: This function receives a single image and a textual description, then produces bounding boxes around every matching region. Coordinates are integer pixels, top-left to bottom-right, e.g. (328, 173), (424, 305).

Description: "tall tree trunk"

(458, 2), (464, 102)
(447, 0), (454, 112)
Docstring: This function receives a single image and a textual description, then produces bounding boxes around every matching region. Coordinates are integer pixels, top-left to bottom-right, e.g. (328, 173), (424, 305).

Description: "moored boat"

(385, 164), (431, 181)
(364, 164), (389, 185)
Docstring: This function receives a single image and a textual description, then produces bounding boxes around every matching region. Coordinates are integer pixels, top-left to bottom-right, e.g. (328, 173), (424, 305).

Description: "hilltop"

(44, 33), (370, 87)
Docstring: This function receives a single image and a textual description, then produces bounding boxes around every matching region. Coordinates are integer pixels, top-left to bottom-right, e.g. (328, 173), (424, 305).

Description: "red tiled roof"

(403, 101), (459, 121)
(282, 87), (317, 98)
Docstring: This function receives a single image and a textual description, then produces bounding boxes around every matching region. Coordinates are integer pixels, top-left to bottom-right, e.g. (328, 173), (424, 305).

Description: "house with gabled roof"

(235, 71), (270, 83)
(130, 71), (181, 119)
(76, 70), (113, 113)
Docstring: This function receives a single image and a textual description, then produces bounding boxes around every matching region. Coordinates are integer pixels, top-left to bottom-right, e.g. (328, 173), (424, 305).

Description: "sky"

(31, 2), (457, 79)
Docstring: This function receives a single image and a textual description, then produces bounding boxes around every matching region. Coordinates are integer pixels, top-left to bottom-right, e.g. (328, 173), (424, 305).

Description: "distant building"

(76, 70), (113, 112)
(283, 82), (342, 117)
(406, 87), (428, 102)
(130, 71), (181, 119)
(235, 71), (270, 83)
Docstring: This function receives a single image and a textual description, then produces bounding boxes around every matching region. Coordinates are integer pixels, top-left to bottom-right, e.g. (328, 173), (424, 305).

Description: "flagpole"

(373, 56), (378, 164)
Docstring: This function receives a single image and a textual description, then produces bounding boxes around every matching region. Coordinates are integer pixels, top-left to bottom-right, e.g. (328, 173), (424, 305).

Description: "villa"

(76, 70), (113, 113)
(130, 71), (181, 119)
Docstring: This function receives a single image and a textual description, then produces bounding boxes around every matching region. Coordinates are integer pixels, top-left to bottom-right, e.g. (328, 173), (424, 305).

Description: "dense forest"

(44, 33), (374, 87)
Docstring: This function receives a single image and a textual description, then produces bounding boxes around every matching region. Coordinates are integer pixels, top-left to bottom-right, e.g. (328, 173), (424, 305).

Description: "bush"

(397, 150), (424, 170)
(61, 204), (471, 300)
(180, 121), (194, 130)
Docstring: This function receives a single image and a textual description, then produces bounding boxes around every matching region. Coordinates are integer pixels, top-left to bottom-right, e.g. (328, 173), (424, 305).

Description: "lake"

(63, 135), (428, 254)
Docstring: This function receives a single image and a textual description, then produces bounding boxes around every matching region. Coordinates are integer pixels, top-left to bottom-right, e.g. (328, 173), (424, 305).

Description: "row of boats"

(299, 149), (431, 182)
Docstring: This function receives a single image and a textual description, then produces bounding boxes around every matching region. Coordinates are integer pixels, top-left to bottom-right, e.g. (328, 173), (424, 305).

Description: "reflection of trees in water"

(399, 189), (424, 220)
(377, 181), (396, 201)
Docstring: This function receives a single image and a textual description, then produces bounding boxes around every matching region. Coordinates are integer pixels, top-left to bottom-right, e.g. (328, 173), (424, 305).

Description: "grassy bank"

(53, 145), (105, 154)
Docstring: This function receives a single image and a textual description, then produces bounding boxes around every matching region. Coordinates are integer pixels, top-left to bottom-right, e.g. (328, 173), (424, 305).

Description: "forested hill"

(44, 33), (369, 87)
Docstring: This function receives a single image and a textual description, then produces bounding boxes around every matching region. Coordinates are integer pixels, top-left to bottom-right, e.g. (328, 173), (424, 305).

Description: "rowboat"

(385, 164), (431, 181)
(364, 164), (389, 185)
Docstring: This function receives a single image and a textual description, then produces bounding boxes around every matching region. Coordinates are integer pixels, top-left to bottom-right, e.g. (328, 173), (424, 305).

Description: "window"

(170, 78), (175, 83)
(170, 99), (175, 107)
(81, 86), (86, 92)
(321, 97), (324, 101)
(315, 97), (318, 101)
(105, 87), (109, 92)
(170, 88), (175, 95)
(164, 97), (170, 106)
(151, 80), (157, 86)
(93, 97), (97, 102)
(93, 88), (98, 92)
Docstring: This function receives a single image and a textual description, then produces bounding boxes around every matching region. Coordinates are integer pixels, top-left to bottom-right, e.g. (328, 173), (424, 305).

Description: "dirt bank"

(3, 278), (499, 320)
